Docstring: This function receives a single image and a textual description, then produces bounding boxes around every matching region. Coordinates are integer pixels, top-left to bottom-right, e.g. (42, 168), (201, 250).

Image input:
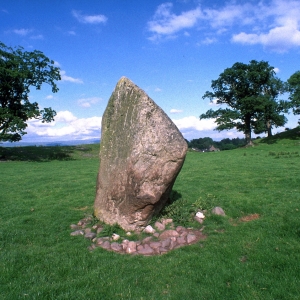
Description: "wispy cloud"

(148, 0), (300, 52)
(60, 70), (83, 84)
(199, 37), (217, 45)
(72, 10), (107, 24)
(170, 109), (183, 114)
(11, 28), (45, 40)
(77, 97), (102, 108)
(54, 61), (61, 67)
(30, 34), (44, 40)
(13, 28), (32, 36)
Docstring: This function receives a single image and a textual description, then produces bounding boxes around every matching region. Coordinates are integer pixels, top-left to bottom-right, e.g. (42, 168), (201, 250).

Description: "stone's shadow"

(165, 190), (182, 206)
(0, 145), (76, 162)
(155, 190), (183, 220)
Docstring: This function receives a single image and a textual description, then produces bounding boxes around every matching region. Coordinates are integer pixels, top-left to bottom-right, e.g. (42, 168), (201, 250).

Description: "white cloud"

(154, 87), (162, 92)
(72, 10), (107, 24)
(199, 37), (217, 45)
(27, 111), (101, 140)
(172, 116), (216, 131)
(54, 61), (61, 67)
(60, 70), (83, 84)
(13, 28), (32, 36)
(202, 3), (254, 29)
(274, 67), (280, 73)
(77, 97), (102, 108)
(232, 24), (300, 52)
(45, 95), (54, 99)
(147, 3), (202, 41)
(148, 0), (300, 52)
(170, 109), (183, 114)
(68, 30), (76, 36)
(230, 0), (300, 52)
(209, 99), (219, 106)
(55, 111), (78, 123)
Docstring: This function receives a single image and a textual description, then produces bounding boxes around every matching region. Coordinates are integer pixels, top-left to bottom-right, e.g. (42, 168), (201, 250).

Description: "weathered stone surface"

(71, 216), (208, 256)
(144, 225), (156, 234)
(100, 241), (111, 250)
(142, 236), (153, 244)
(84, 232), (96, 240)
(126, 241), (137, 253)
(137, 244), (154, 255)
(84, 228), (92, 234)
(159, 230), (179, 240)
(161, 238), (171, 248)
(196, 211), (205, 219)
(154, 221), (165, 231)
(161, 218), (173, 225)
(176, 226), (185, 233)
(70, 224), (79, 230)
(70, 230), (84, 236)
(212, 206), (226, 216)
(94, 77), (187, 231)
(186, 234), (197, 244)
(111, 242), (122, 252)
(159, 247), (168, 254)
(194, 216), (204, 224)
(177, 236), (186, 244)
(112, 233), (120, 241)
(121, 239), (129, 251)
(149, 241), (161, 249)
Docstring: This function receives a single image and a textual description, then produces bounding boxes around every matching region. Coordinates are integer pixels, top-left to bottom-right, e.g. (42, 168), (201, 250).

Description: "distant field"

(1, 128), (300, 299)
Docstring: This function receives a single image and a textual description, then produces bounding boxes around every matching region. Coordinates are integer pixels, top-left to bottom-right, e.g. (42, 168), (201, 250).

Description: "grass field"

(1, 128), (300, 299)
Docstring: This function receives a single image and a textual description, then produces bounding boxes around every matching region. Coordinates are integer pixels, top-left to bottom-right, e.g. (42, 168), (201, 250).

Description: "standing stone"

(94, 77), (187, 231)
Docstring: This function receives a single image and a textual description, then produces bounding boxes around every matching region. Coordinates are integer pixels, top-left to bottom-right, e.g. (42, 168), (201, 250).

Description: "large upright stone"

(94, 77), (187, 231)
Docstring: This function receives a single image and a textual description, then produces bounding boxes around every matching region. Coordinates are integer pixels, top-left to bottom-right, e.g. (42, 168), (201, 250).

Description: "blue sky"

(1, 0), (300, 143)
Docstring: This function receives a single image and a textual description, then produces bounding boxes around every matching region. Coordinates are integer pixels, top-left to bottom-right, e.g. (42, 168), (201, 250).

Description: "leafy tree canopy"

(287, 71), (300, 124)
(0, 42), (60, 142)
(187, 136), (246, 151)
(200, 60), (288, 145)
(189, 137), (214, 150)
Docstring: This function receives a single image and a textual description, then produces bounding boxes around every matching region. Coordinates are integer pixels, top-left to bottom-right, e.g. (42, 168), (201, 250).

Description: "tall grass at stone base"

(0, 128), (300, 299)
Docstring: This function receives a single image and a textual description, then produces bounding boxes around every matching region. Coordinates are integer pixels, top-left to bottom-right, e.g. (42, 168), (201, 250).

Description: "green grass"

(1, 128), (300, 299)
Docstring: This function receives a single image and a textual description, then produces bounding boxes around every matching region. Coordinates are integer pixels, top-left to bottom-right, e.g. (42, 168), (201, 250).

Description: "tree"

(287, 71), (300, 124)
(0, 42), (60, 142)
(189, 137), (214, 150)
(200, 60), (288, 145)
(253, 98), (288, 137)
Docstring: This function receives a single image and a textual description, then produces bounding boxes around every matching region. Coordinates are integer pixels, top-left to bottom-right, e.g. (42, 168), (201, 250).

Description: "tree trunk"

(244, 115), (253, 146)
(266, 120), (272, 137)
